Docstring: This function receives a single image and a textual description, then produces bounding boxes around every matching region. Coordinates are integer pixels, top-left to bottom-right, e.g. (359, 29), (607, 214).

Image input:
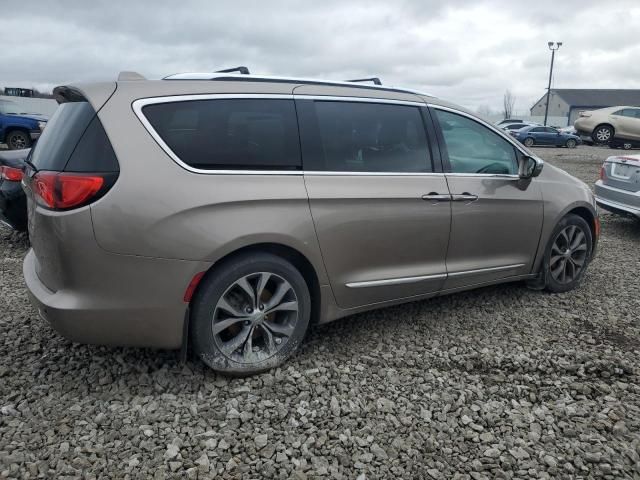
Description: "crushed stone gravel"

(1, 145), (639, 478)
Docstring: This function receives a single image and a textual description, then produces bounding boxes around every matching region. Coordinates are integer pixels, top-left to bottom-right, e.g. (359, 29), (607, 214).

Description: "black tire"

(543, 214), (593, 293)
(592, 125), (613, 144)
(524, 137), (535, 147)
(565, 139), (577, 148)
(5, 130), (31, 150)
(190, 252), (311, 375)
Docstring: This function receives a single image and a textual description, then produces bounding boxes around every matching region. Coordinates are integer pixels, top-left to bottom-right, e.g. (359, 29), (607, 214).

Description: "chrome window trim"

(132, 94), (302, 176)
(428, 103), (543, 179)
(304, 171), (444, 177)
(295, 94), (426, 107)
(346, 273), (447, 288)
(133, 93), (432, 175)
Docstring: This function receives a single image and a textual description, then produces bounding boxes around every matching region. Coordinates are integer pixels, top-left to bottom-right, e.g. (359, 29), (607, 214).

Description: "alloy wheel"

(566, 139), (576, 148)
(595, 128), (612, 142)
(211, 272), (298, 364)
(549, 225), (588, 284)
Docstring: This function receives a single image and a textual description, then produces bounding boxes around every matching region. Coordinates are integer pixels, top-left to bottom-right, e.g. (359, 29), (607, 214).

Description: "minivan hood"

(543, 162), (592, 194)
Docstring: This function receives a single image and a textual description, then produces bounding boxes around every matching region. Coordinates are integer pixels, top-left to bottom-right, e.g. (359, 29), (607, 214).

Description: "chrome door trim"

(346, 273), (447, 289)
(448, 263), (526, 277)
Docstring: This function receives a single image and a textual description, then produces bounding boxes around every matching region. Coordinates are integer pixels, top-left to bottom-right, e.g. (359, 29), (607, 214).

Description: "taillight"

(599, 165), (606, 180)
(0, 165), (24, 182)
(32, 171), (111, 210)
(579, 111), (592, 118)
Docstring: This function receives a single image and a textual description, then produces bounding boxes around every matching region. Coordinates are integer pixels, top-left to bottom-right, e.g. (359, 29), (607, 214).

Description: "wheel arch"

(186, 242), (323, 342)
(566, 205), (598, 254)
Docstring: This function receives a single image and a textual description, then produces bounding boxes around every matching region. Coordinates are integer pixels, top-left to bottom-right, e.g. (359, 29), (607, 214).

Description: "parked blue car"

(0, 99), (47, 150)
(512, 125), (582, 148)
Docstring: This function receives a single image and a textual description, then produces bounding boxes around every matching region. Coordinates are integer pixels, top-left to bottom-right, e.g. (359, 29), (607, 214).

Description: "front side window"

(530, 127), (545, 133)
(544, 127), (558, 133)
(143, 99), (301, 170)
(308, 101), (432, 172)
(435, 109), (518, 175)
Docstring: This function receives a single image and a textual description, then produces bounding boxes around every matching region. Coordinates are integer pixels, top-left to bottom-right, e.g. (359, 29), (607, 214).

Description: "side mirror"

(518, 155), (544, 179)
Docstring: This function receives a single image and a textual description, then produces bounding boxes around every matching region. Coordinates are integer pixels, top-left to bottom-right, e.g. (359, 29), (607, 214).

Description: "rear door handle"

(421, 193), (451, 202)
(451, 193), (478, 202)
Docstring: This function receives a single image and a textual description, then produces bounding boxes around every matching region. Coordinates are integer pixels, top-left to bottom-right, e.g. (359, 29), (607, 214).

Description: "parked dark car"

(0, 148), (29, 231)
(513, 126), (582, 148)
(0, 99), (47, 149)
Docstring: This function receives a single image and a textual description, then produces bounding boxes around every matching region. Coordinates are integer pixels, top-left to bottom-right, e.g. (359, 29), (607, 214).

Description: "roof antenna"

(346, 77), (382, 85)
(215, 66), (250, 75)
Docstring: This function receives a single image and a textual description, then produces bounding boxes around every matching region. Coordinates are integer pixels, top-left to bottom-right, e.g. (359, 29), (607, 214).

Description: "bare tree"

(476, 104), (495, 121)
(503, 90), (516, 119)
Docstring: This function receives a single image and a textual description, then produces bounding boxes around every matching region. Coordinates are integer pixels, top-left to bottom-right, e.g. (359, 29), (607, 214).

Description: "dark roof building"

(530, 89), (640, 125)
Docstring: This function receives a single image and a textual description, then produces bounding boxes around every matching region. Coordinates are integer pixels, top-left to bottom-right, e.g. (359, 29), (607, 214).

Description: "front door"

(297, 97), (451, 308)
(432, 108), (543, 290)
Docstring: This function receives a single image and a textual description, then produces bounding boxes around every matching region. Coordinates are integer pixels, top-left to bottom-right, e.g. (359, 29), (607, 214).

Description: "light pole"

(543, 41), (562, 126)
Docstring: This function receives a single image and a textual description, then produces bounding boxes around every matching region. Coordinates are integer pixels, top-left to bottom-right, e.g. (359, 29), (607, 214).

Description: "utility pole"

(543, 41), (562, 126)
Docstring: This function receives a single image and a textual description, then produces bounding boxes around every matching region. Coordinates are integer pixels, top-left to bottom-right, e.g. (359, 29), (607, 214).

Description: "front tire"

(190, 252), (311, 375)
(5, 130), (31, 150)
(543, 214), (592, 293)
(524, 137), (535, 147)
(592, 125), (613, 144)
(565, 139), (577, 148)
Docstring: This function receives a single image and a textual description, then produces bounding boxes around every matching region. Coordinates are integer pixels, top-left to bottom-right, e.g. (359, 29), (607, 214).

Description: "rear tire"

(543, 214), (592, 293)
(190, 252), (311, 375)
(5, 130), (31, 150)
(524, 137), (535, 147)
(565, 139), (577, 148)
(623, 142), (633, 150)
(592, 125), (613, 144)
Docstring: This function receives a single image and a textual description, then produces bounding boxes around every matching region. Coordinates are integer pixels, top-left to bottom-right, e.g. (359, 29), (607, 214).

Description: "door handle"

(421, 193), (451, 202)
(451, 193), (478, 202)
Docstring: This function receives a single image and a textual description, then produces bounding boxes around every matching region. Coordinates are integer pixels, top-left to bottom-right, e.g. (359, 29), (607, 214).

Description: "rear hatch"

(22, 85), (119, 291)
(601, 155), (640, 192)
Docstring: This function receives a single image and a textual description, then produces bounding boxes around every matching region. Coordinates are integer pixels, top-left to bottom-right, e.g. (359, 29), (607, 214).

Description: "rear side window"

(301, 101), (432, 172)
(142, 99), (301, 171)
(30, 101), (118, 173)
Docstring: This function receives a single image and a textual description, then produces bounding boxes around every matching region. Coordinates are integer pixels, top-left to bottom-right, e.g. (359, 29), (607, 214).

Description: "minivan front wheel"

(191, 252), (311, 375)
(543, 214), (592, 293)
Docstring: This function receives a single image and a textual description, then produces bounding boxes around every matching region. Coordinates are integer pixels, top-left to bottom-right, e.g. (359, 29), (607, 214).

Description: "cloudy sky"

(4, 0), (640, 113)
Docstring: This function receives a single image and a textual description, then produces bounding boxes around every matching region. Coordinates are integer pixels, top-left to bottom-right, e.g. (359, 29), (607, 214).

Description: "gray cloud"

(2, 0), (639, 113)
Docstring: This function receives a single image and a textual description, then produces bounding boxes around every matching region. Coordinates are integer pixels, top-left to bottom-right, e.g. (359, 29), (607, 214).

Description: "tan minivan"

(22, 70), (599, 374)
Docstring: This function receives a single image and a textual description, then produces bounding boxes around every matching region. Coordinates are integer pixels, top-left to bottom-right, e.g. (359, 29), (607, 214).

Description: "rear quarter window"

(30, 101), (118, 173)
(142, 99), (301, 171)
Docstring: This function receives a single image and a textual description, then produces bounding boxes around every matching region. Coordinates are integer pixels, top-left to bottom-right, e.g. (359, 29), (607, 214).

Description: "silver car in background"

(595, 154), (640, 218)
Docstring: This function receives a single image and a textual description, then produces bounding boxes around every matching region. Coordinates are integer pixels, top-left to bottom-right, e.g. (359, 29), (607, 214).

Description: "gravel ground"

(1, 145), (640, 479)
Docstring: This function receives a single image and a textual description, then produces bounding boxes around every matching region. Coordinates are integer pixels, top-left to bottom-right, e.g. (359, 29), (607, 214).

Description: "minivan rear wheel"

(543, 214), (592, 293)
(190, 252), (311, 375)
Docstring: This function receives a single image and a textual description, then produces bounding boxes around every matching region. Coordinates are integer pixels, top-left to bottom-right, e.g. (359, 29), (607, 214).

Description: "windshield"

(0, 100), (21, 114)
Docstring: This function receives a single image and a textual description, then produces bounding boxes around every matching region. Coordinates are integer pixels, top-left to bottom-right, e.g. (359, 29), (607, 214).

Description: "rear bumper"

(595, 181), (640, 217)
(23, 248), (207, 349)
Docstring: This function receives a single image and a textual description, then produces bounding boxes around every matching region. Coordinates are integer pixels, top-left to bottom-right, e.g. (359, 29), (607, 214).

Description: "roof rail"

(118, 71), (146, 81)
(215, 66), (250, 75)
(347, 77), (382, 86)
(162, 72), (432, 96)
